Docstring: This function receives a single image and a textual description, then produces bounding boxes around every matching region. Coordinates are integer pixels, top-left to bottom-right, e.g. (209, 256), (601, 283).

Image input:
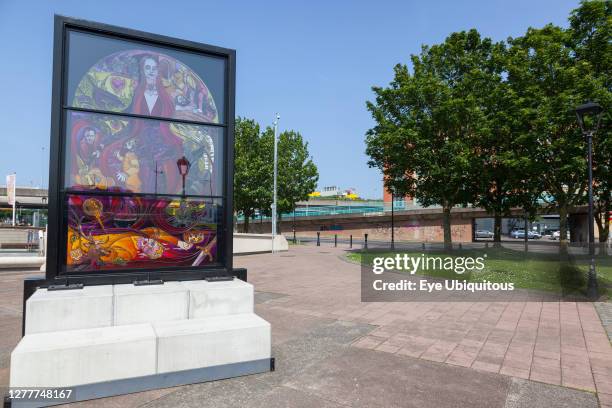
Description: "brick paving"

(595, 302), (612, 341)
(0, 245), (610, 407)
(238, 246), (612, 406)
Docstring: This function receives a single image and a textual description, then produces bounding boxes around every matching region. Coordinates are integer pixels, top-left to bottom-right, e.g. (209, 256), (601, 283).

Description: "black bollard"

(334, 234), (337, 247)
(316, 232), (320, 246)
(364, 233), (368, 249)
(350, 234), (353, 248)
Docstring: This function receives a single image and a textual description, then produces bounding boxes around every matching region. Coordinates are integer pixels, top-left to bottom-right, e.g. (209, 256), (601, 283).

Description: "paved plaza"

(1, 245), (611, 407)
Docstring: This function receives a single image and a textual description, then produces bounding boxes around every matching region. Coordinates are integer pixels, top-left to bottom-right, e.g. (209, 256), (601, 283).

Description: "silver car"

(475, 230), (494, 238)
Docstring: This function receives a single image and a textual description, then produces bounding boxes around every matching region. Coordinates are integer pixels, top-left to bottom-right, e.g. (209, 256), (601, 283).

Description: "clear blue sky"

(0, 0), (580, 198)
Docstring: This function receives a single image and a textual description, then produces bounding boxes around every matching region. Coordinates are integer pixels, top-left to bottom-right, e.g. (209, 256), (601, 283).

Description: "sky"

(0, 0), (580, 199)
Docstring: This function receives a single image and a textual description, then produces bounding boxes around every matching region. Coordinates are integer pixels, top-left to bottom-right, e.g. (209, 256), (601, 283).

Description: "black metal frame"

(45, 15), (236, 286)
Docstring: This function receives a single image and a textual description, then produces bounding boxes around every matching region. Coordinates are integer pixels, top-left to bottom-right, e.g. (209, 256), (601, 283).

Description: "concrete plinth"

(9, 277), (272, 406)
(183, 279), (254, 318)
(25, 285), (113, 334)
(11, 324), (157, 388)
(113, 281), (189, 326)
(155, 313), (270, 373)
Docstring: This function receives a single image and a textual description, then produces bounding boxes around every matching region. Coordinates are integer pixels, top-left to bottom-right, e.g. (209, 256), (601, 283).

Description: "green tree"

(569, 0), (612, 244)
(260, 128), (319, 232)
(468, 40), (533, 246)
(366, 30), (492, 250)
(278, 130), (319, 219)
(506, 23), (603, 250)
(234, 118), (318, 233)
(233, 117), (271, 233)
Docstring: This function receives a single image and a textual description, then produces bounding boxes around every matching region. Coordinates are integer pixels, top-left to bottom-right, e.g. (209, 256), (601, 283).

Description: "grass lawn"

(347, 247), (612, 299)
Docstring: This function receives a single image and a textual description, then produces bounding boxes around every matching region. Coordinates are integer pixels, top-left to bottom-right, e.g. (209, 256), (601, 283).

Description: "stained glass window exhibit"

(66, 195), (221, 272)
(47, 18), (234, 280)
(65, 112), (223, 196)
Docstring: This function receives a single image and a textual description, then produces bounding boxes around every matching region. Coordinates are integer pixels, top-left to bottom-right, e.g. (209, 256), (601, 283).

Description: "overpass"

(0, 188), (601, 244)
(239, 204), (598, 244)
(0, 187), (48, 209)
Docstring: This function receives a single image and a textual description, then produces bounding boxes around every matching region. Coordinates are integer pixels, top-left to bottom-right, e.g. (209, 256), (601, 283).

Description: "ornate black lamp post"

(176, 156), (191, 197)
(574, 101), (604, 299)
(390, 190), (395, 250)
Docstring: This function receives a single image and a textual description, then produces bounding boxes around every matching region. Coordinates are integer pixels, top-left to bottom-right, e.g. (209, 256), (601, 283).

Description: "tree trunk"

(443, 206), (452, 251)
(277, 213), (282, 234)
(243, 211), (251, 233)
(523, 215), (528, 253)
(493, 212), (502, 247)
(559, 205), (568, 256)
(595, 195), (610, 256)
(595, 194), (610, 243)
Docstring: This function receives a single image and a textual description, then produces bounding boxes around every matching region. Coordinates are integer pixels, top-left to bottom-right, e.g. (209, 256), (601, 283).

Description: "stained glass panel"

(67, 30), (226, 123)
(64, 111), (223, 197)
(65, 194), (221, 272)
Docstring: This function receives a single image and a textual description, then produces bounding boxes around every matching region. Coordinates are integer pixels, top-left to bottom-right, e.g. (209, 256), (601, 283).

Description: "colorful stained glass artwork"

(66, 194), (220, 271)
(65, 111), (221, 196)
(72, 50), (220, 123)
(62, 46), (225, 272)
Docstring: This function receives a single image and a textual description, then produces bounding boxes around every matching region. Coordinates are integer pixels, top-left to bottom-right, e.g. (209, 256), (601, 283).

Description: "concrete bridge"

(239, 205), (598, 244)
(0, 187), (48, 209)
(0, 188), (601, 244)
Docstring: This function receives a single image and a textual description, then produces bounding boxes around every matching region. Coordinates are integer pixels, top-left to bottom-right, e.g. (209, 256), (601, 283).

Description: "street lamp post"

(176, 156), (191, 197)
(390, 190), (395, 250)
(154, 161), (164, 195)
(575, 101), (604, 299)
(272, 114), (280, 253)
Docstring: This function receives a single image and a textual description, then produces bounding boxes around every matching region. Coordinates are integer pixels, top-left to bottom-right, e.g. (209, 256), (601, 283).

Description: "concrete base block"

(11, 277), (272, 406)
(114, 282), (188, 326)
(233, 233), (288, 254)
(10, 324), (157, 388)
(183, 279), (254, 318)
(25, 285), (113, 334)
(154, 313), (271, 373)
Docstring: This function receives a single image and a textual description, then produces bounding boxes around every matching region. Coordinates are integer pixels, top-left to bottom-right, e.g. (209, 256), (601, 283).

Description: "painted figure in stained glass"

(65, 49), (221, 271)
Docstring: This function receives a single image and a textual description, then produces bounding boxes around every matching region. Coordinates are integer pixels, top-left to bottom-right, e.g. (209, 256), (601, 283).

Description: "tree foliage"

(365, 0), (611, 248)
(569, 0), (612, 242)
(366, 30), (498, 249)
(234, 117), (272, 232)
(234, 118), (318, 232)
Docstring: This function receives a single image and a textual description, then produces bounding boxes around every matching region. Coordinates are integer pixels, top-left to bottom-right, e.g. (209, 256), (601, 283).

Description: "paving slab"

(504, 377), (598, 408)
(284, 346), (511, 408)
(0, 247), (609, 407)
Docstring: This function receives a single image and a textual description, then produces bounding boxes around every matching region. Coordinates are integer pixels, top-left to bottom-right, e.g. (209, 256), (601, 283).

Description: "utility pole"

(271, 113), (280, 253)
(391, 190), (395, 249)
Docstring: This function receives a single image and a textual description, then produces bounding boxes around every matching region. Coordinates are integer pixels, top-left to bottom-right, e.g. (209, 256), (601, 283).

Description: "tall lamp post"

(271, 114), (280, 253)
(574, 101), (604, 299)
(177, 156), (191, 197)
(390, 190), (395, 250)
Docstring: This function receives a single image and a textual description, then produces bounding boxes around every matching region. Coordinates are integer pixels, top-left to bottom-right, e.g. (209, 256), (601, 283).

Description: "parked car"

(551, 230), (570, 240)
(543, 229), (558, 240)
(475, 230), (494, 238)
(510, 229), (541, 239)
(510, 229), (525, 239)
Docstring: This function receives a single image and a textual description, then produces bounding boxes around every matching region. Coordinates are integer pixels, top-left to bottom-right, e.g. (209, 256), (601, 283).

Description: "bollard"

(459, 243), (462, 250)
(334, 234), (337, 247)
(364, 233), (368, 249)
(422, 242), (425, 250)
(350, 234), (353, 248)
(485, 242), (489, 249)
(317, 232), (320, 246)
(293, 229), (296, 243)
